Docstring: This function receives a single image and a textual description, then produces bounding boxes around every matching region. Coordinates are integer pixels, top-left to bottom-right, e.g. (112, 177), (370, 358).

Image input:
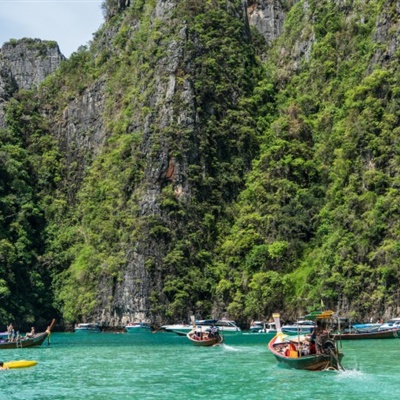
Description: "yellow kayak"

(4, 360), (38, 369)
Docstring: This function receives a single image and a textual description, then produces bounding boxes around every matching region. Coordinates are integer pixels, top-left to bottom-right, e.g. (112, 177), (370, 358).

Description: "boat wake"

(220, 343), (241, 352)
(335, 368), (365, 379)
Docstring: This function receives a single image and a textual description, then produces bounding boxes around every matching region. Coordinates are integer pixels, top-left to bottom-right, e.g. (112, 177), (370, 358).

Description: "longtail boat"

(0, 319), (55, 350)
(187, 329), (223, 346)
(186, 315), (223, 346)
(268, 311), (344, 371)
(332, 327), (400, 340)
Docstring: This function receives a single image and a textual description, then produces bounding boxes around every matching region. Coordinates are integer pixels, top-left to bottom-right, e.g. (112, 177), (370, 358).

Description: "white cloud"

(0, 1), (104, 57)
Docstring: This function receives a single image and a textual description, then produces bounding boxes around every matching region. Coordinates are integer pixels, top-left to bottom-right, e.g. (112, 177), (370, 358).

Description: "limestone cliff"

(43, 0), (264, 327)
(0, 38), (65, 127)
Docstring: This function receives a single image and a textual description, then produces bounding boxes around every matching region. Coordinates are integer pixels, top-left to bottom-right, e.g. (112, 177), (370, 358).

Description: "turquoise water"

(1, 333), (399, 399)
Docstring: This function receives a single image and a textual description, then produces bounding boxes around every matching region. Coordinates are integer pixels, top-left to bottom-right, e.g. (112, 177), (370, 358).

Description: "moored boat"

(281, 320), (315, 335)
(249, 321), (265, 333)
(248, 321), (277, 334)
(268, 312), (344, 371)
(125, 322), (152, 333)
(74, 323), (101, 333)
(348, 323), (381, 333)
(0, 319), (55, 350)
(162, 318), (241, 336)
(379, 318), (400, 331)
(332, 327), (400, 340)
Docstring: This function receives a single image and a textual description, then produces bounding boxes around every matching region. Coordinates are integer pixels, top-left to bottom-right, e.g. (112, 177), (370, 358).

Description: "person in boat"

(7, 323), (13, 341)
(26, 327), (35, 338)
(194, 330), (203, 340)
(208, 325), (217, 338)
(0, 361), (9, 370)
(310, 320), (328, 354)
(301, 342), (310, 356)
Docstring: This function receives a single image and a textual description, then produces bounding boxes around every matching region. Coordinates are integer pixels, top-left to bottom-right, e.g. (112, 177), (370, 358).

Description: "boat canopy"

(304, 310), (335, 320)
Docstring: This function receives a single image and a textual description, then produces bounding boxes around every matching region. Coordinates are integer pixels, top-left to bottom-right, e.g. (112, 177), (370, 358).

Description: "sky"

(0, 0), (104, 57)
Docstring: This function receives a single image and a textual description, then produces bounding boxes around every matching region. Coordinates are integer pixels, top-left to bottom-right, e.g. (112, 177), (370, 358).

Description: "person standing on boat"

(26, 327), (35, 338)
(209, 325), (216, 337)
(7, 323), (13, 341)
(310, 321), (326, 354)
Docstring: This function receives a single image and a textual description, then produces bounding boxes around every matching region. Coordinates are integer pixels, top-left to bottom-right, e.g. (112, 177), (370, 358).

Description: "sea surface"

(1, 332), (399, 399)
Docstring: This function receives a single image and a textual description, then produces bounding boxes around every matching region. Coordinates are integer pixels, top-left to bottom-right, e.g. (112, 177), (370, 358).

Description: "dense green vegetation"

(1, 0), (400, 327)
(0, 91), (59, 326)
(215, 0), (400, 321)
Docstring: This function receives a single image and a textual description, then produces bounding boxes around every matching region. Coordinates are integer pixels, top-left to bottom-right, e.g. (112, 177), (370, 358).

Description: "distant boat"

(74, 323), (101, 333)
(125, 322), (151, 333)
(281, 320), (315, 335)
(0, 319), (55, 349)
(249, 321), (265, 333)
(162, 318), (241, 336)
(379, 318), (400, 331)
(349, 323), (381, 333)
(248, 321), (277, 333)
(268, 311), (344, 371)
(332, 327), (400, 340)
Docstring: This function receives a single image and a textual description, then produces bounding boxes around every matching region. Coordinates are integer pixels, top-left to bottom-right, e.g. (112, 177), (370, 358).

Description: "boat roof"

(385, 318), (400, 323)
(283, 320), (315, 326)
(304, 310), (335, 320)
(197, 319), (237, 326)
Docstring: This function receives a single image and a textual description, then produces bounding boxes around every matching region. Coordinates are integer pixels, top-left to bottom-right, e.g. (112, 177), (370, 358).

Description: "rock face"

(370, 0), (400, 68)
(247, 0), (286, 43)
(57, 78), (107, 166)
(98, 0), (275, 328)
(0, 38), (65, 90)
(96, 0), (191, 327)
(0, 38), (65, 127)
(49, 0), (292, 328)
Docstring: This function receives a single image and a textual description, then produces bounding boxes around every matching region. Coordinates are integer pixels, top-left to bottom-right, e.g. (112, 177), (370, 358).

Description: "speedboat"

(249, 321), (277, 333)
(379, 318), (400, 331)
(249, 321), (265, 333)
(125, 322), (152, 333)
(260, 322), (277, 334)
(74, 323), (101, 333)
(347, 323), (381, 333)
(281, 320), (315, 335)
(162, 318), (241, 336)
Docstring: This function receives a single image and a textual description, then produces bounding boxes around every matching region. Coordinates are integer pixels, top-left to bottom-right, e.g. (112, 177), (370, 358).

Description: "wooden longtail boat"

(268, 312), (344, 371)
(186, 330), (223, 346)
(0, 319), (55, 350)
(186, 315), (223, 346)
(332, 327), (400, 340)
